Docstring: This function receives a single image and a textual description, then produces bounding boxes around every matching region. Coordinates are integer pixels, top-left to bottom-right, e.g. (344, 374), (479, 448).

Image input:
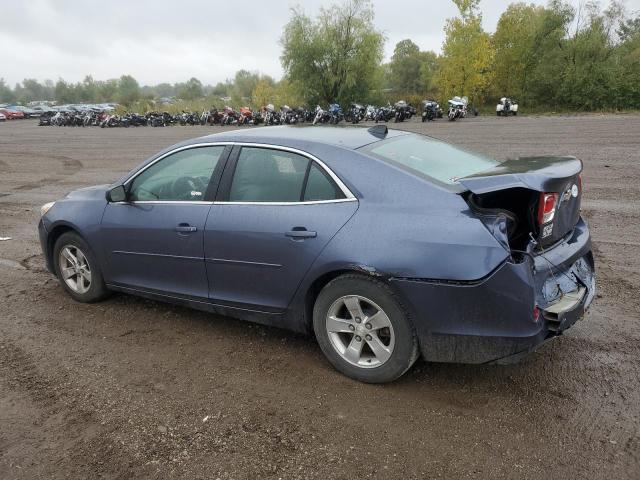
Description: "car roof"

(196, 125), (409, 150)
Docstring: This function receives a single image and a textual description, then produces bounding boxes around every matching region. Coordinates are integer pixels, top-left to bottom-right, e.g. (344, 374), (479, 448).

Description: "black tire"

(313, 274), (419, 383)
(53, 231), (110, 303)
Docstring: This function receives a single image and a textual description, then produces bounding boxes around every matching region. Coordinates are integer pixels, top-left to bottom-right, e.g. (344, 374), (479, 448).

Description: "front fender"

(40, 189), (109, 273)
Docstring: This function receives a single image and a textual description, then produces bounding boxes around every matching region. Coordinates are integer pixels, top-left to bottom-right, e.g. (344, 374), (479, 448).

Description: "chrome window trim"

(225, 142), (356, 203)
(121, 141), (357, 206)
(213, 198), (357, 206)
(112, 201), (214, 205)
(123, 142), (231, 186)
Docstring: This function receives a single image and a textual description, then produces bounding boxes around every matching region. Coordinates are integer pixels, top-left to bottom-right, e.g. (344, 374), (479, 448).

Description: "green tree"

(116, 75), (140, 105)
(251, 79), (277, 108)
(491, 3), (546, 103)
(0, 78), (14, 103)
(97, 79), (118, 103)
(152, 83), (176, 98)
(388, 39), (439, 95)
(613, 13), (640, 107)
(437, 0), (494, 104)
(178, 77), (204, 100)
(55, 79), (78, 104)
(232, 70), (266, 101)
(280, 0), (385, 105)
(78, 75), (98, 103)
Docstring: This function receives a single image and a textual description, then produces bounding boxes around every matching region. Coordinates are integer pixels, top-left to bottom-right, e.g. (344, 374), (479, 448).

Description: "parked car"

(38, 126), (595, 383)
(0, 108), (25, 119)
(12, 105), (39, 118)
(0, 112), (6, 122)
(497, 97), (518, 116)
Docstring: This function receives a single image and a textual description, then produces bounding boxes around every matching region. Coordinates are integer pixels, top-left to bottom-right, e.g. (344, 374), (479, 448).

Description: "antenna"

(368, 125), (388, 138)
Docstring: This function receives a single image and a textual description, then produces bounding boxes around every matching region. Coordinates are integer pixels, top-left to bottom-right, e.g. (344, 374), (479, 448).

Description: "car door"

(204, 145), (358, 311)
(101, 144), (230, 299)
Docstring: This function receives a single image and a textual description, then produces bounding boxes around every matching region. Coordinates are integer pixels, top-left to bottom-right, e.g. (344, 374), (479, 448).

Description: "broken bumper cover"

(390, 218), (594, 364)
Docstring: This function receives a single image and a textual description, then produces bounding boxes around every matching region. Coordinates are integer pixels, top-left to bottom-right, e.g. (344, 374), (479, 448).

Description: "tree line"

(2, 0), (639, 111)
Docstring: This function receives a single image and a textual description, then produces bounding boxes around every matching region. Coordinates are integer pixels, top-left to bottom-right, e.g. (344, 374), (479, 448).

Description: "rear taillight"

(577, 174), (582, 194)
(537, 192), (559, 225)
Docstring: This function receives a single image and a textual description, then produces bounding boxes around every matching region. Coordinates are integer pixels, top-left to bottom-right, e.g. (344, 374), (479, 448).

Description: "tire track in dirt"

(0, 338), (147, 479)
(11, 156), (83, 192)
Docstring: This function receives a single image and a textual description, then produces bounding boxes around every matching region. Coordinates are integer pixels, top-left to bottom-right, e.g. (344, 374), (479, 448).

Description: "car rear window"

(359, 134), (499, 187)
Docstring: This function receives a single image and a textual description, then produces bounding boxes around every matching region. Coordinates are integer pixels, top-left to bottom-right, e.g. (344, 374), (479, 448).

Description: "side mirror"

(106, 185), (127, 203)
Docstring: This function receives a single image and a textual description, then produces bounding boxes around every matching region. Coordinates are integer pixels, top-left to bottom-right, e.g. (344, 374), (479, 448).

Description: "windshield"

(358, 134), (499, 187)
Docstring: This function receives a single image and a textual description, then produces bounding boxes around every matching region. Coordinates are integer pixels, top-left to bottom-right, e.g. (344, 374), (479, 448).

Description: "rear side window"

(304, 163), (345, 201)
(359, 134), (499, 187)
(229, 147), (345, 202)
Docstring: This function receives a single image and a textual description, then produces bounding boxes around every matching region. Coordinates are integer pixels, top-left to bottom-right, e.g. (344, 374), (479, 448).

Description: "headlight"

(40, 201), (55, 217)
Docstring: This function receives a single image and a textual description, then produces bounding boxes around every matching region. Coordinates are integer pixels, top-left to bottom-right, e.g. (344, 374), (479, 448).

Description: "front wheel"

(53, 232), (110, 303)
(313, 275), (419, 383)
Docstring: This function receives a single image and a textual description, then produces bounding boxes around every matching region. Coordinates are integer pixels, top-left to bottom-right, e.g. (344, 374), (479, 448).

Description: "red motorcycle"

(237, 107), (253, 125)
(220, 106), (238, 126)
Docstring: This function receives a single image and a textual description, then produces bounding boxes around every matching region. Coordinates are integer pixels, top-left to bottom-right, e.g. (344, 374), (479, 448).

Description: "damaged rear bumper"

(390, 217), (595, 364)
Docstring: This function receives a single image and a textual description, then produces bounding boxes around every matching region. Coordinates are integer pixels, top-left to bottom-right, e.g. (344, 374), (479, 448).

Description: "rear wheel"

(313, 275), (419, 383)
(53, 232), (110, 303)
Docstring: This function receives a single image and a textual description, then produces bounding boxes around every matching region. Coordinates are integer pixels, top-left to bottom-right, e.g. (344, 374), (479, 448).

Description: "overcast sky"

(1, 0), (639, 87)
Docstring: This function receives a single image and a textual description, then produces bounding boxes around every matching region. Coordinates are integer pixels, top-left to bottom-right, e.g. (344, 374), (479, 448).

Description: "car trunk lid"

(459, 156), (583, 250)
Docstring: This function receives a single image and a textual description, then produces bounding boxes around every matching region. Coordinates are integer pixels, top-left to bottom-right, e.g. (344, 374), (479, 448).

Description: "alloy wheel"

(325, 295), (395, 368)
(58, 245), (92, 294)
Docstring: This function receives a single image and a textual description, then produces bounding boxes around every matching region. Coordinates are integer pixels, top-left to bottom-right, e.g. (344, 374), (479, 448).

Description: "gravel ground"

(0, 115), (639, 479)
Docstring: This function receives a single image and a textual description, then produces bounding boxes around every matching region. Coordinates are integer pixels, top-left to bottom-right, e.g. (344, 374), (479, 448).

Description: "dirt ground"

(0, 115), (638, 479)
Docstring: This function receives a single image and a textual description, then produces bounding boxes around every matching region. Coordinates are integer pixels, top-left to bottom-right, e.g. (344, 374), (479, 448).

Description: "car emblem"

(571, 184), (579, 198)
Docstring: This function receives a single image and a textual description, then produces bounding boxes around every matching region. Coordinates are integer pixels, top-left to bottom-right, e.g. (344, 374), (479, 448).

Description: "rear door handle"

(286, 228), (317, 239)
(175, 224), (197, 233)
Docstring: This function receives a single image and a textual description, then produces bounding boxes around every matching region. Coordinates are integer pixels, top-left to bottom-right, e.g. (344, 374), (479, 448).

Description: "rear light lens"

(577, 174), (582, 194)
(537, 192), (559, 225)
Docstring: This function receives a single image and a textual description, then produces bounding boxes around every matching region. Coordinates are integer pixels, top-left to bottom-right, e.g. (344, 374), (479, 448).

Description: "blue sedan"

(38, 126), (596, 382)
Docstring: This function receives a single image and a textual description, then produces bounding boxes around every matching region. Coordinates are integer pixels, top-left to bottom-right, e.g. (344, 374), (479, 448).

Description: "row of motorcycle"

(38, 98), (476, 128)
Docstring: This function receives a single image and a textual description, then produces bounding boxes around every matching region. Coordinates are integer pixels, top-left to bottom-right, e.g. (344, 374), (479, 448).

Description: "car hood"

(458, 156), (582, 194)
(65, 184), (110, 200)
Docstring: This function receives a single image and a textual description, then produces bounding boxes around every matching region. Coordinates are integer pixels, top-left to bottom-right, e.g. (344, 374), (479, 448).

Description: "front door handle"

(286, 228), (317, 239)
(175, 224), (197, 233)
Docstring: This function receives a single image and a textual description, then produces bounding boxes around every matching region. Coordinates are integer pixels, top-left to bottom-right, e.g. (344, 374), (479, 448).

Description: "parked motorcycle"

(220, 106), (238, 126)
(281, 105), (298, 124)
(263, 104), (280, 126)
(496, 97), (518, 116)
(312, 105), (326, 125)
(374, 104), (394, 123)
(328, 103), (343, 124)
(365, 105), (377, 121)
(38, 111), (54, 126)
(394, 100), (410, 123)
(447, 96), (467, 121)
(238, 106), (254, 125)
(421, 100), (439, 122)
(345, 103), (365, 124)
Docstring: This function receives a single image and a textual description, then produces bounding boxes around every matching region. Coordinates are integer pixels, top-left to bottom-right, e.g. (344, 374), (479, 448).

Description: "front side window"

(129, 146), (225, 201)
